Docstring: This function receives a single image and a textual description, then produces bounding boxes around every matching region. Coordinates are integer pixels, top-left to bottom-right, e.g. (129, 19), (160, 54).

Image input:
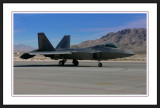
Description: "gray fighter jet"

(20, 33), (135, 67)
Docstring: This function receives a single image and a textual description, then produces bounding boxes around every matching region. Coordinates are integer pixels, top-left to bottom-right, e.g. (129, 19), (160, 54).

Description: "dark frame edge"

(1, 1), (159, 107)
(1, 1), (3, 108)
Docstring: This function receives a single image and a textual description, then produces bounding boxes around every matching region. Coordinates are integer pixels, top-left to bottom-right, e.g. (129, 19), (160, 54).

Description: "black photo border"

(1, 0), (159, 107)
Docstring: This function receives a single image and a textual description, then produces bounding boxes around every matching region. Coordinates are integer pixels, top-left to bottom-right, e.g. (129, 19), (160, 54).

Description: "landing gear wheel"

(59, 61), (64, 66)
(73, 59), (79, 66)
(98, 62), (102, 67)
(74, 61), (79, 66)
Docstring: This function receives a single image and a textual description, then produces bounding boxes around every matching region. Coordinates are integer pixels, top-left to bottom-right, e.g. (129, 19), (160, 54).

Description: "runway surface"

(14, 61), (146, 95)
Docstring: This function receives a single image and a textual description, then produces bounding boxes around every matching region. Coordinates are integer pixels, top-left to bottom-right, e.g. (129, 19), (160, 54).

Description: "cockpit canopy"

(100, 43), (118, 48)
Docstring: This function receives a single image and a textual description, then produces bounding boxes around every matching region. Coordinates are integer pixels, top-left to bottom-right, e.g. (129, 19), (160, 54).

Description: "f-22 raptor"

(20, 33), (135, 67)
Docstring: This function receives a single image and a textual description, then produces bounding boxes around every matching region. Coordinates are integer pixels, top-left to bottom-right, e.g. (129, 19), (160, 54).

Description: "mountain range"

(14, 28), (146, 53)
(14, 44), (36, 52)
(71, 28), (146, 53)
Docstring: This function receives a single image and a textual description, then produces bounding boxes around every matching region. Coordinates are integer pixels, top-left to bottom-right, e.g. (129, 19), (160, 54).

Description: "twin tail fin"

(38, 33), (55, 51)
(56, 35), (70, 49)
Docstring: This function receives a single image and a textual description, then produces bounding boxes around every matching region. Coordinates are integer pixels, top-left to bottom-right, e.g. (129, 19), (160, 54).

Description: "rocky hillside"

(14, 44), (36, 52)
(71, 28), (146, 53)
(14, 28), (146, 53)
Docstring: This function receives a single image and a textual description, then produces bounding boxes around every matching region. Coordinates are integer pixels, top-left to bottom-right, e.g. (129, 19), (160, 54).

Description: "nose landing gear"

(98, 62), (102, 67)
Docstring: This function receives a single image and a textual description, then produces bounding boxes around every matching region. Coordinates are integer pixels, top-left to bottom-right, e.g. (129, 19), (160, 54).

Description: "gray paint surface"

(14, 61), (146, 95)
(20, 33), (135, 62)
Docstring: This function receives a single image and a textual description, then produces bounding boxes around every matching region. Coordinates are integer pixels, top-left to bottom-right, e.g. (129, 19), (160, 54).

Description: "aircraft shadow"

(14, 64), (94, 67)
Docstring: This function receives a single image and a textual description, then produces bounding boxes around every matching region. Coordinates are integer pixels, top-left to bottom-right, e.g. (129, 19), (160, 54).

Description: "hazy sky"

(14, 13), (146, 48)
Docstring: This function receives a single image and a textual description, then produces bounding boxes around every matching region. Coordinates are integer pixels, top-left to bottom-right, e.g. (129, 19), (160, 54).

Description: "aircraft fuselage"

(20, 33), (135, 67)
(42, 45), (134, 60)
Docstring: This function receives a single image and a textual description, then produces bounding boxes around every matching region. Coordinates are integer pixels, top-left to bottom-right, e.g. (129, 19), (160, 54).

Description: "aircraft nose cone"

(124, 51), (135, 57)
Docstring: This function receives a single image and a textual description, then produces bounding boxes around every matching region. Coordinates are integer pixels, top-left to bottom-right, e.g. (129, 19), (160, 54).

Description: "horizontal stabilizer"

(20, 53), (35, 59)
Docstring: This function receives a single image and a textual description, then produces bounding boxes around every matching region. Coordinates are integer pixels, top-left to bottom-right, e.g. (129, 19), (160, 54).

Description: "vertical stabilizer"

(38, 33), (55, 51)
(56, 35), (70, 49)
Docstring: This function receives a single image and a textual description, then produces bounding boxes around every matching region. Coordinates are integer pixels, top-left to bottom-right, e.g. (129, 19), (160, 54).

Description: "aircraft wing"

(28, 50), (101, 55)
(71, 51), (101, 53)
(29, 51), (72, 55)
(90, 51), (102, 53)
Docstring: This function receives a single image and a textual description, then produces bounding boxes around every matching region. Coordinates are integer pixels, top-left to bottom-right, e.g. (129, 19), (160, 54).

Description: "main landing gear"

(59, 59), (67, 66)
(98, 60), (102, 67)
(72, 59), (79, 66)
(59, 59), (79, 66)
(59, 59), (101, 67)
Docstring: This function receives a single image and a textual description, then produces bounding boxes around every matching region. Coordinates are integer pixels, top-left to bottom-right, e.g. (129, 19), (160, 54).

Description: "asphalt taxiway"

(14, 61), (146, 95)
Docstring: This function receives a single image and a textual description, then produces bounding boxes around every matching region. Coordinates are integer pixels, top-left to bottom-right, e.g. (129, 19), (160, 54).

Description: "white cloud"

(87, 18), (146, 39)
(125, 18), (146, 28)
(14, 29), (25, 34)
(72, 18), (147, 43)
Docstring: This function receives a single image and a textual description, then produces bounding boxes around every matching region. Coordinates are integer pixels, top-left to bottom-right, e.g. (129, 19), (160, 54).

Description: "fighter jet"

(20, 32), (135, 67)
